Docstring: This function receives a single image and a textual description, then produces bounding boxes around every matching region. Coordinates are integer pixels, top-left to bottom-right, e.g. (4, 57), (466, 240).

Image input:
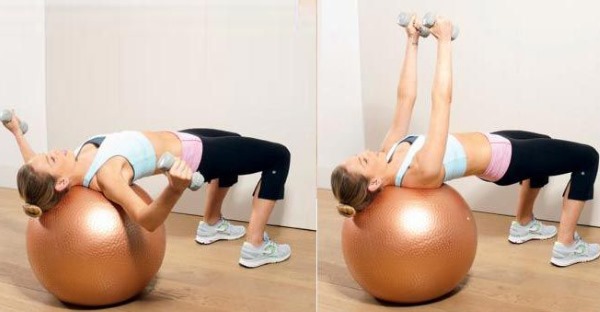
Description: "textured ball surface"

(341, 185), (477, 303)
(26, 186), (166, 306)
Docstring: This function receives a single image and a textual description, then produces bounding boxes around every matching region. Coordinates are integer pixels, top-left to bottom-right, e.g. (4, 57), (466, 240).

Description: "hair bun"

(337, 204), (356, 218)
(23, 204), (43, 218)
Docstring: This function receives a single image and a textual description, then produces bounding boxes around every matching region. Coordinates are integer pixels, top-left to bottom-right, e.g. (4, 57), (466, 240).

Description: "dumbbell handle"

(397, 12), (430, 38)
(422, 12), (459, 41)
(0, 110), (28, 134)
(157, 152), (204, 191)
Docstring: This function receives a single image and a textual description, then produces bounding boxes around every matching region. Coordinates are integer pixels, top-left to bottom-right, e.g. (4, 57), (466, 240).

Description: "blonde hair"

(336, 204), (357, 218)
(331, 165), (378, 218)
(16, 164), (68, 218)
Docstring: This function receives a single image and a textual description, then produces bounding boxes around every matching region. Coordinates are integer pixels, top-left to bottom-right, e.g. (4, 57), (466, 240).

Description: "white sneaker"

(195, 217), (246, 244)
(238, 233), (291, 268)
(508, 218), (557, 244)
(551, 236), (600, 267)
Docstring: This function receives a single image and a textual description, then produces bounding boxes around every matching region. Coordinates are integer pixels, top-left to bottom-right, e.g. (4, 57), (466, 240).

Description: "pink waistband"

(173, 132), (203, 171)
(477, 133), (512, 182)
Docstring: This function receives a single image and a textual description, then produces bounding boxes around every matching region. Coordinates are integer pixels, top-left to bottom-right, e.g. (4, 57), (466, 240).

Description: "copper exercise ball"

(342, 185), (477, 303)
(26, 185), (166, 306)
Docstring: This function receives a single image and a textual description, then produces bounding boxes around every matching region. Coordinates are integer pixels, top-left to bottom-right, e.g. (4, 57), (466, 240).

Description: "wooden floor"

(318, 189), (600, 312)
(0, 187), (316, 312)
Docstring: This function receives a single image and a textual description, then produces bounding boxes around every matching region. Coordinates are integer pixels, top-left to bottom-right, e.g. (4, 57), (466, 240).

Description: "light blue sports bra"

(386, 134), (467, 186)
(74, 131), (157, 187)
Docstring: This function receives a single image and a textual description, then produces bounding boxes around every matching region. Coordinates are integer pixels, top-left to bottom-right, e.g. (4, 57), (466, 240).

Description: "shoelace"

(263, 241), (277, 255)
(217, 219), (230, 232)
(263, 232), (271, 243)
(574, 243), (587, 256)
(528, 220), (541, 232)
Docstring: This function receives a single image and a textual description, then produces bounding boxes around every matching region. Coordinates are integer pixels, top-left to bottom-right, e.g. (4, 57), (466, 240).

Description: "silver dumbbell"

(397, 12), (430, 38)
(422, 12), (459, 41)
(157, 152), (204, 191)
(0, 109), (28, 134)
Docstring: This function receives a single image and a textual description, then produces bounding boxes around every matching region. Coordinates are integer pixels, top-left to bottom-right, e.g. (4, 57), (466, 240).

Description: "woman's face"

(343, 150), (388, 180)
(28, 149), (76, 179)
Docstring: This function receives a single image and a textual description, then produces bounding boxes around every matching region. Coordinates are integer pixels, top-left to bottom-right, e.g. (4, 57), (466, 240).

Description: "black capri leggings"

(180, 128), (290, 200)
(492, 130), (599, 201)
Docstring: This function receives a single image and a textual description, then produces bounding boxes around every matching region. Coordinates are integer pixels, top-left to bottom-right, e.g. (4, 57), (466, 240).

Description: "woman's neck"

(382, 142), (411, 187)
(69, 147), (95, 187)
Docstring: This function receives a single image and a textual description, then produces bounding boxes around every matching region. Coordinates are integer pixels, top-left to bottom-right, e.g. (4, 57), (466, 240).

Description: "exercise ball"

(341, 185), (477, 304)
(26, 185), (166, 306)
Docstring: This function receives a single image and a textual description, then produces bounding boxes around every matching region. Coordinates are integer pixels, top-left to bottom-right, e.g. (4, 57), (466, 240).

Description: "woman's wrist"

(166, 185), (186, 197)
(408, 35), (419, 45)
(437, 38), (452, 45)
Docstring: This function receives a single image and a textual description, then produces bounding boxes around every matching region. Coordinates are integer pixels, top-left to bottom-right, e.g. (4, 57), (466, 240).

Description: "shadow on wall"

(449, 178), (598, 226)
(143, 174), (291, 227)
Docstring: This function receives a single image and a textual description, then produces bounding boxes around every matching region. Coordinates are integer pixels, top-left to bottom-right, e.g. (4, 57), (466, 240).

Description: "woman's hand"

(405, 14), (421, 43)
(428, 15), (453, 43)
(165, 157), (193, 193)
(3, 110), (23, 136)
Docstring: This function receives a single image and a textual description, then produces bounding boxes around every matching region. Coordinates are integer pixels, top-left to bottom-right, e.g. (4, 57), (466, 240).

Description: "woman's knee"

(590, 146), (599, 171)
(582, 144), (599, 168)
(591, 146), (599, 163)
(273, 143), (291, 167)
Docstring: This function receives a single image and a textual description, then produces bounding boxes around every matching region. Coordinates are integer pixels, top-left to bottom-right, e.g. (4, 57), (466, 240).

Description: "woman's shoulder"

(95, 163), (132, 191)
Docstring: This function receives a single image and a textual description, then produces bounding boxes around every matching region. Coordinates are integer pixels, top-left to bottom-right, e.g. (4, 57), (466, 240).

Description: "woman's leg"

(180, 129), (245, 244)
(552, 184), (599, 267)
(239, 184), (291, 268)
(496, 132), (599, 248)
(181, 128), (240, 224)
(203, 178), (230, 225)
(515, 179), (540, 225)
(195, 135), (290, 267)
(246, 185), (276, 246)
(558, 184), (585, 245)
(494, 131), (552, 227)
(190, 132), (291, 267)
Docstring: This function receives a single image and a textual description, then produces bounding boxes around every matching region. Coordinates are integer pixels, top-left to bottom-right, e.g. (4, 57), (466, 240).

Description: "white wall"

(320, 0), (600, 226)
(317, 0), (365, 189)
(45, 0), (316, 230)
(0, 0), (47, 188)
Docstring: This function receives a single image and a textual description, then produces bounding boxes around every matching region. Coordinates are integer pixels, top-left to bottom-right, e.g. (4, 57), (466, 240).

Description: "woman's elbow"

(134, 211), (160, 232)
(141, 221), (160, 232)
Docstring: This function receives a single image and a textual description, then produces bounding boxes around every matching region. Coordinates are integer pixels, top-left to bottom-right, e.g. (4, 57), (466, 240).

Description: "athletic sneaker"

(550, 236), (600, 267)
(238, 233), (291, 268)
(508, 218), (557, 244)
(195, 217), (246, 244)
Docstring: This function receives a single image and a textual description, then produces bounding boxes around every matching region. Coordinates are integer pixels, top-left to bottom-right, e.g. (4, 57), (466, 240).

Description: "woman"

(4, 113), (291, 268)
(330, 14), (599, 267)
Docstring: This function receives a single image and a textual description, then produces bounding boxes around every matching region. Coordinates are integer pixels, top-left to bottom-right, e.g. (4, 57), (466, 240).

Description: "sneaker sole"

(238, 253), (291, 268)
(195, 232), (246, 245)
(508, 232), (557, 244)
(550, 252), (600, 267)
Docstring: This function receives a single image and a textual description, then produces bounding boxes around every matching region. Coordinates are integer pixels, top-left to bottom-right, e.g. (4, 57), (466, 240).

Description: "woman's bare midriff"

(143, 131), (184, 164)
(453, 132), (492, 177)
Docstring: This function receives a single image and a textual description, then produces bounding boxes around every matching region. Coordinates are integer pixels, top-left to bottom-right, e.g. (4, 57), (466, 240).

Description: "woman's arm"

(414, 16), (454, 180)
(102, 158), (193, 232)
(380, 14), (420, 153)
(2, 112), (35, 162)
